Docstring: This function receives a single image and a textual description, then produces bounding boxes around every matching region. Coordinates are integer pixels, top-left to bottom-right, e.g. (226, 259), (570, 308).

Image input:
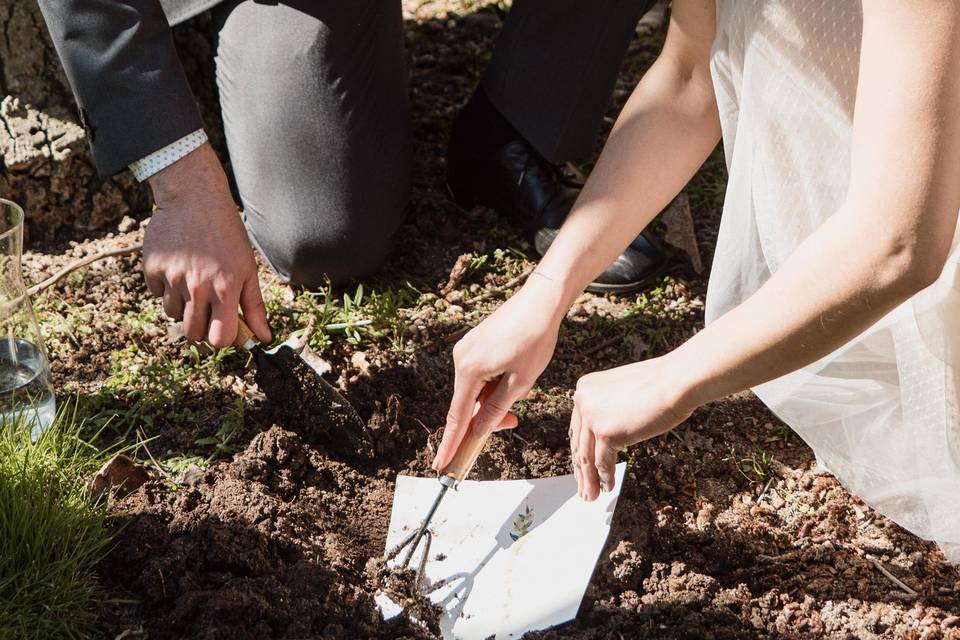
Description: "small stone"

(942, 616), (959, 628)
(118, 215), (137, 233)
(180, 464), (206, 488)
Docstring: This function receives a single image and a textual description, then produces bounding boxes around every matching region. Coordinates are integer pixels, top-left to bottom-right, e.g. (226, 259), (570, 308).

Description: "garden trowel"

(233, 317), (373, 459)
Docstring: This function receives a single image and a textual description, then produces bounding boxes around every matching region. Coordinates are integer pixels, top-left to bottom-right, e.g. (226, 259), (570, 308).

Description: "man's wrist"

(147, 141), (223, 206)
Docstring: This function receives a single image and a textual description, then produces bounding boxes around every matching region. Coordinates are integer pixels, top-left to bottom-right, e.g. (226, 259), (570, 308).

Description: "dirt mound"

(103, 426), (434, 639)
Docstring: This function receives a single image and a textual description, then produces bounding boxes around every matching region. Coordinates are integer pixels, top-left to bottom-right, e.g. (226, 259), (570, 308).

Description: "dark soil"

(252, 345), (374, 461)
(20, 2), (960, 639)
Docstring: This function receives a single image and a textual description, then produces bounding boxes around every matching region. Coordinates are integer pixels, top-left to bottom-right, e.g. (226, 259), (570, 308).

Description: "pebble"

(180, 464), (206, 487)
(118, 215), (137, 233)
(943, 616), (960, 628)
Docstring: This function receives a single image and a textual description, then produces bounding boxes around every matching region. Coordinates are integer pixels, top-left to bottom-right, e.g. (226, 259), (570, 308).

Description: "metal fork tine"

(415, 530), (432, 587)
(385, 529), (419, 562)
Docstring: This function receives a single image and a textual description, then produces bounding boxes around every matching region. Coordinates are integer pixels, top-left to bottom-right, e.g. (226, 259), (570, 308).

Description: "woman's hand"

(432, 275), (568, 471)
(571, 355), (697, 501)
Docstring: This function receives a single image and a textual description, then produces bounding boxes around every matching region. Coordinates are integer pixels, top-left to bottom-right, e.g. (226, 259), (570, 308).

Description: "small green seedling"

(509, 505), (534, 541)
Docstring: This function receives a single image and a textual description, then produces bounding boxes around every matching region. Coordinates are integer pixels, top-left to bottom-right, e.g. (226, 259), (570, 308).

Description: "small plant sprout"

(724, 445), (778, 484)
(509, 505), (534, 541)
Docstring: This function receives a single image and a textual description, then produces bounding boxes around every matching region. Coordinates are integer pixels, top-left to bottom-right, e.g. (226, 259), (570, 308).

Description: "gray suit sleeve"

(37, 0), (205, 177)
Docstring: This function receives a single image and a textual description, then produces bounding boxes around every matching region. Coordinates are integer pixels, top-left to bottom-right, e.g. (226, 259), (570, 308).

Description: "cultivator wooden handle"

(233, 317), (259, 351)
(440, 422), (493, 483)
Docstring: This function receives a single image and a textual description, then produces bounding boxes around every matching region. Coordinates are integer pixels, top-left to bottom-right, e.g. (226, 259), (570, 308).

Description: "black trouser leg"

(482, 0), (657, 163)
(212, 0), (412, 288)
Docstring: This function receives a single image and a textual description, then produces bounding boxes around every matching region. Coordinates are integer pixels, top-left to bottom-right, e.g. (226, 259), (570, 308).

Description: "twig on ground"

(865, 554), (918, 596)
(582, 333), (626, 357)
(414, 418), (436, 455)
(441, 325), (472, 344)
(27, 243), (143, 296)
(440, 253), (473, 297)
(757, 477), (775, 503)
(136, 428), (172, 482)
(324, 319), (373, 331)
(464, 265), (534, 307)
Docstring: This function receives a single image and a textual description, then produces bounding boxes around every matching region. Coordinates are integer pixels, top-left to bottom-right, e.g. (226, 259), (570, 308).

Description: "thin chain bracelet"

(530, 270), (556, 282)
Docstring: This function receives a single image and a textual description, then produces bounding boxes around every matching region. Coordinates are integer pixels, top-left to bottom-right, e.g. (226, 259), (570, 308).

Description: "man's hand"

(143, 142), (271, 347)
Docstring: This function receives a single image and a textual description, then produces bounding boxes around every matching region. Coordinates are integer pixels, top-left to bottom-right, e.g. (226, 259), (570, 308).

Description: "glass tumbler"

(0, 199), (55, 438)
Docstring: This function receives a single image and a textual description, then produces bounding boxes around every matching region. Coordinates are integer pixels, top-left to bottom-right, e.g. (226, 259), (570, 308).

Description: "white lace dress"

(707, 0), (960, 561)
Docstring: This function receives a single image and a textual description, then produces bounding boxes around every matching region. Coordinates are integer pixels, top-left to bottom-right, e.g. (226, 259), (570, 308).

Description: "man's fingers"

(207, 285), (242, 349)
(240, 276), (271, 343)
(595, 437), (619, 494)
(182, 295), (211, 343)
(434, 375), (485, 470)
(162, 287), (185, 321)
(145, 270), (165, 298)
(579, 424), (601, 502)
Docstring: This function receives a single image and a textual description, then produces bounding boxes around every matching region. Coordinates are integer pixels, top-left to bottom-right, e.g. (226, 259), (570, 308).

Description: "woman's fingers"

(569, 407), (583, 496)
(595, 437), (619, 494)
(434, 374), (485, 470)
(472, 374), (520, 435)
(579, 420), (601, 501)
(493, 412), (519, 431)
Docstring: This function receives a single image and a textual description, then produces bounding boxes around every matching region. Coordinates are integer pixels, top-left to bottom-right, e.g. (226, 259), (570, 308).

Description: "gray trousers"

(211, 0), (654, 288)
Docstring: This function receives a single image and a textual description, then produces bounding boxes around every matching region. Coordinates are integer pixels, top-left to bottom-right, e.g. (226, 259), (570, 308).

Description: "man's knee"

(249, 181), (410, 289)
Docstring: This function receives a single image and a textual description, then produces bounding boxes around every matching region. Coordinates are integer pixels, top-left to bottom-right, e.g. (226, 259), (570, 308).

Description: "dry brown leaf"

(661, 193), (704, 274)
(87, 453), (152, 499)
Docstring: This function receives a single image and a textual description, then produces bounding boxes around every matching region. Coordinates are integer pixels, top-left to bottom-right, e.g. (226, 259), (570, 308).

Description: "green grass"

(0, 407), (117, 640)
(266, 277), (424, 353)
(725, 445), (778, 484)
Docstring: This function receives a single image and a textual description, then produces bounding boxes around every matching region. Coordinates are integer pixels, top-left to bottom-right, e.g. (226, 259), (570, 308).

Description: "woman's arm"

(677, 0), (960, 405)
(433, 0), (721, 471)
(572, 0), (960, 500)
(537, 0), (722, 301)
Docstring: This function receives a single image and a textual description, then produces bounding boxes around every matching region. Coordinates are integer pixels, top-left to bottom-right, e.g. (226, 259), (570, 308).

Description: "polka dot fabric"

(708, 0), (960, 561)
(128, 128), (208, 182)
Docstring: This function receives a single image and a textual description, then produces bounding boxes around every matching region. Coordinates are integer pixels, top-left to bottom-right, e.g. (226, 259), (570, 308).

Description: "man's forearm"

(536, 52), (722, 308)
(37, 0), (203, 176)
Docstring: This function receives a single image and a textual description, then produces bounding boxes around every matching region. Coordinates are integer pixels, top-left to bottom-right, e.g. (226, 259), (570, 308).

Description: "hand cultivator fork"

(385, 422), (494, 586)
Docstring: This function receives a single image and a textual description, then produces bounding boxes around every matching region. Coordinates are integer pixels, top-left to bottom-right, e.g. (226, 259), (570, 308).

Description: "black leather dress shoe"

(446, 136), (666, 295)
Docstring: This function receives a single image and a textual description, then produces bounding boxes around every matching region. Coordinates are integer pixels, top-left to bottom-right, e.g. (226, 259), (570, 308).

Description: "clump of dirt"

(366, 556), (444, 637)
(102, 425), (431, 639)
(252, 345), (375, 462)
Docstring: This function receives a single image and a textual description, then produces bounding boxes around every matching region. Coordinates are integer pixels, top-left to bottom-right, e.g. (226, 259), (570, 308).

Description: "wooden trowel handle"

(440, 423), (493, 484)
(233, 317), (260, 351)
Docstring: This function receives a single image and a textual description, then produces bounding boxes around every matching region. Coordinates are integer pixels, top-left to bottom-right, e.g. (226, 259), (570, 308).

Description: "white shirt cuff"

(128, 129), (208, 182)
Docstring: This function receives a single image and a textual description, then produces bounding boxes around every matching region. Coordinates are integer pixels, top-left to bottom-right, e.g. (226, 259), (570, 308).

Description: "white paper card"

(377, 463), (627, 639)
